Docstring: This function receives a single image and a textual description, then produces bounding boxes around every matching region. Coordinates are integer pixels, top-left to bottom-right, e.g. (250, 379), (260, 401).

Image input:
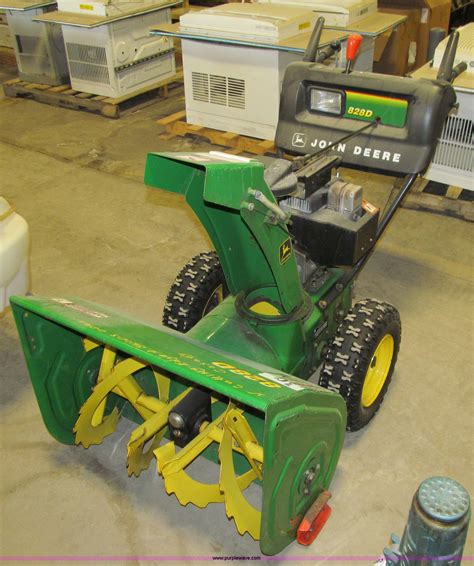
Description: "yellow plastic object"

(361, 334), (394, 407)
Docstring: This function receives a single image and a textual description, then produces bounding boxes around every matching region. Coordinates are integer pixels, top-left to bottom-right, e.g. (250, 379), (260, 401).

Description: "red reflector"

(297, 503), (332, 546)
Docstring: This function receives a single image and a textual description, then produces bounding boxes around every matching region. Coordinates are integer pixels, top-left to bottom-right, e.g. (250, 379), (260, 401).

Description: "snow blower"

(10, 21), (465, 556)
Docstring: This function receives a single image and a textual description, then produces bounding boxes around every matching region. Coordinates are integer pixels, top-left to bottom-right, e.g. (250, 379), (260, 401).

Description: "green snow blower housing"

(10, 22), (462, 556)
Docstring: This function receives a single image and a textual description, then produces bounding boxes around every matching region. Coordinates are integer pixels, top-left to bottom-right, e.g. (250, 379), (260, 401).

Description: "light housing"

(309, 88), (343, 115)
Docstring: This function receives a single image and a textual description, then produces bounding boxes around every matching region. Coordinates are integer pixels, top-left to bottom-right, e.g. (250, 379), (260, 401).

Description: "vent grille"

(210, 74), (226, 106)
(432, 115), (473, 172)
(191, 72), (245, 110)
(66, 43), (107, 65)
(191, 72), (209, 103)
(66, 42), (110, 85)
(228, 77), (245, 109)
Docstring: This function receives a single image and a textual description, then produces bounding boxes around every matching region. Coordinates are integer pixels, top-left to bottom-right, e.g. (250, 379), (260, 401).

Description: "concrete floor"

(0, 65), (473, 565)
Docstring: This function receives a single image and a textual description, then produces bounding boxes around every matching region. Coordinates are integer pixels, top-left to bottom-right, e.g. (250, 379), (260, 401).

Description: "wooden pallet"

(2, 70), (183, 118)
(0, 46), (16, 67)
(171, 0), (190, 20)
(403, 179), (474, 222)
(157, 110), (277, 156)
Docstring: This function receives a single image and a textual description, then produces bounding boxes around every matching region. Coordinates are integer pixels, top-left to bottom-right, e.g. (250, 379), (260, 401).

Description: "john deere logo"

(291, 132), (307, 148)
(279, 238), (292, 264)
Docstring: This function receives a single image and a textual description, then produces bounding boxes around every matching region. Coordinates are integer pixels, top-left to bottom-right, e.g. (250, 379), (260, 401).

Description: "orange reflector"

(297, 490), (332, 546)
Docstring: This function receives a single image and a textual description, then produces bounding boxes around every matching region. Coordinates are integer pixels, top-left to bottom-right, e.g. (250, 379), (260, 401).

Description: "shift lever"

(345, 34), (363, 73)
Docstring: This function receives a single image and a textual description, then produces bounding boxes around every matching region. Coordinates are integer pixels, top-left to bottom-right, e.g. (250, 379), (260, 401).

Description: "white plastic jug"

(0, 197), (29, 315)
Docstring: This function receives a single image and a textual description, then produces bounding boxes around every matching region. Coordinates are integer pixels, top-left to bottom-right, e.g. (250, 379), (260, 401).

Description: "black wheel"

(319, 299), (401, 432)
(163, 251), (228, 333)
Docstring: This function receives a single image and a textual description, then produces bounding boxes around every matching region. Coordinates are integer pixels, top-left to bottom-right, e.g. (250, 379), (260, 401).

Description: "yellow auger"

(75, 341), (265, 539)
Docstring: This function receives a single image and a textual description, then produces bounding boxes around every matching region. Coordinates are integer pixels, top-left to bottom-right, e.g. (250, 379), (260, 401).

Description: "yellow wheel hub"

(361, 334), (394, 408)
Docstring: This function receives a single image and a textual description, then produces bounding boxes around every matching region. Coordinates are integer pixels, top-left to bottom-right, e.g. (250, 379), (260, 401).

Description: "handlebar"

(303, 17), (324, 63)
(437, 31), (461, 82)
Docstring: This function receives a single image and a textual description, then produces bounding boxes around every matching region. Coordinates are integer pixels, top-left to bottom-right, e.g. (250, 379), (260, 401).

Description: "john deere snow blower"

(10, 22), (465, 555)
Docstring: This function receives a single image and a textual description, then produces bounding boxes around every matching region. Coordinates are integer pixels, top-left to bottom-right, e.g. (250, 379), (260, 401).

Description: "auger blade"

(74, 357), (146, 448)
(126, 387), (189, 477)
(155, 413), (226, 508)
(127, 421), (166, 478)
(219, 409), (262, 540)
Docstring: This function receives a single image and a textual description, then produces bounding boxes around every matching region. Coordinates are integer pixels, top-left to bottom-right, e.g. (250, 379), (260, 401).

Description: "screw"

(305, 470), (316, 484)
(318, 300), (327, 310)
(335, 283), (344, 292)
(303, 467), (317, 495)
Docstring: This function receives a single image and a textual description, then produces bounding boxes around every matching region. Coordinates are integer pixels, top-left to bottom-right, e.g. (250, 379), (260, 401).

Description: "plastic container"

(0, 197), (29, 315)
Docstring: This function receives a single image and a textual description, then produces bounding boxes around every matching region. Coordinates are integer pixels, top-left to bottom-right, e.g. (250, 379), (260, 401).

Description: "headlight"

(310, 88), (343, 115)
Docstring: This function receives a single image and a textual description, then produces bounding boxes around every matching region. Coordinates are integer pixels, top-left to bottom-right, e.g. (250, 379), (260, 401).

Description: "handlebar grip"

(451, 61), (467, 81)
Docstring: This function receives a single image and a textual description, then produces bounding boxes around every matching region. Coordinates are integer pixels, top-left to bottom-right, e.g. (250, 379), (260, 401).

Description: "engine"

(263, 154), (379, 279)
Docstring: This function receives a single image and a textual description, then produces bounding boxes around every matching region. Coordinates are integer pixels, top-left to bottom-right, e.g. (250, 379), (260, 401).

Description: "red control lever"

(345, 33), (363, 72)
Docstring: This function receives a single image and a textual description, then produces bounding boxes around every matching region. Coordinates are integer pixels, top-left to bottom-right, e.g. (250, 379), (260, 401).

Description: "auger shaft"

(112, 386), (264, 463)
(202, 421), (263, 464)
(88, 349), (265, 464)
(77, 345), (265, 466)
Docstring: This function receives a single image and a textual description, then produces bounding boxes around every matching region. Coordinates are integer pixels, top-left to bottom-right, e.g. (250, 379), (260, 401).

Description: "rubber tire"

(319, 299), (401, 432)
(162, 251), (228, 333)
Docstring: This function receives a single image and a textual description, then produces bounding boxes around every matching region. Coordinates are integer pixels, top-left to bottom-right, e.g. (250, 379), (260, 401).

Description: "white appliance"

(183, 40), (302, 140)
(56, 3), (175, 97)
(180, 4), (317, 140)
(180, 3), (316, 42)
(57, 0), (164, 17)
(424, 23), (473, 191)
(2, 1), (69, 85)
(254, 0), (377, 27)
